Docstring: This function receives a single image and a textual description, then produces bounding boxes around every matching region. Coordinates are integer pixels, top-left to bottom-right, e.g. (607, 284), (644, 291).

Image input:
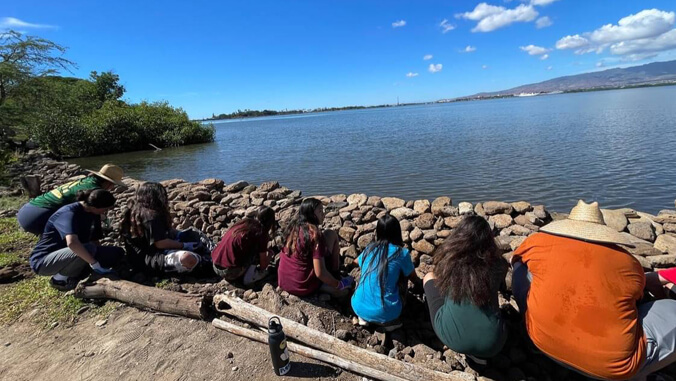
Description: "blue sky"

(3, 0), (676, 118)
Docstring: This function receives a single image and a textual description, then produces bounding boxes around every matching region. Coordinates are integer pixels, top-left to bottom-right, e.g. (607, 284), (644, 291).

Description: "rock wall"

(9, 152), (676, 275)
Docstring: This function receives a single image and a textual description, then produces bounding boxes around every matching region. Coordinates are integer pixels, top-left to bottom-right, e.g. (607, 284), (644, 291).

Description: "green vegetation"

(155, 278), (173, 289)
(0, 252), (23, 266)
(0, 196), (25, 210)
(0, 217), (35, 253)
(207, 104), (395, 120)
(0, 30), (214, 159)
(0, 276), (88, 325)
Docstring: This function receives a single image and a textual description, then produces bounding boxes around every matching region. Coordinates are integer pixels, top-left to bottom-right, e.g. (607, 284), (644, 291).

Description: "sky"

(2, 0), (676, 119)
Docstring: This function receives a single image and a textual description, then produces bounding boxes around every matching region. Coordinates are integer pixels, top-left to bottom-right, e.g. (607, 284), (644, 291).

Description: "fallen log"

(212, 318), (408, 381)
(213, 293), (468, 381)
(75, 277), (209, 320)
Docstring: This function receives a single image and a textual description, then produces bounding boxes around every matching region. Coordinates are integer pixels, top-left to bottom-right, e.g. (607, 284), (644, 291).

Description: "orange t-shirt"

(513, 233), (646, 380)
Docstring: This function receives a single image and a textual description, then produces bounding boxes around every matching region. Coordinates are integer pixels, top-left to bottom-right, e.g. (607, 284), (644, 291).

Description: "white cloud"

(588, 9), (674, 44)
(555, 34), (590, 50)
(392, 20), (406, 28)
(540, 53), (549, 60)
(596, 62), (605, 68)
(609, 29), (676, 56)
(530, 0), (559, 6)
(536, 16), (552, 29)
(406, 72), (419, 78)
(440, 19), (455, 33)
(0, 17), (55, 29)
(428, 63), (443, 73)
(520, 44), (550, 55)
(463, 45), (477, 53)
(457, 3), (538, 33)
(546, 65), (553, 70)
(423, 54), (433, 60)
(556, 9), (676, 59)
(482, 65), (489, 69)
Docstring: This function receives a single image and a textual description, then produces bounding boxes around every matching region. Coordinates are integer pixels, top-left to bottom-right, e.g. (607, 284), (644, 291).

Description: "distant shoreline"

(198, 81), (676, 122)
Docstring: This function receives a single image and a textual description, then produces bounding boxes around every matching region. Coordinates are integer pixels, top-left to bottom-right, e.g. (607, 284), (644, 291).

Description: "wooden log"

(75, 277), (209, 320)
(212, 318), (408, 381)
(213, 294), (467, 381)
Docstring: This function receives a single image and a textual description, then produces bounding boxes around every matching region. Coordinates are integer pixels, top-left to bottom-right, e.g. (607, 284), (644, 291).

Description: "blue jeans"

(17, 203), (54, 235)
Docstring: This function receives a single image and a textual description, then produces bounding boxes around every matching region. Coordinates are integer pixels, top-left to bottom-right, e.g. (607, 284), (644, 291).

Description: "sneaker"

(50, 276), (79, 291)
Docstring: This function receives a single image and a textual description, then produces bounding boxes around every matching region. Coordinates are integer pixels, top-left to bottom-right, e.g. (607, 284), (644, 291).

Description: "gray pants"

(36, 243), (124, 278)
(512, 262), (676, 380)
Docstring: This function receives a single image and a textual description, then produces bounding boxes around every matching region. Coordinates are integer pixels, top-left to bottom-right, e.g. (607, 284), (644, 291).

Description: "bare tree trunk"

(75, 277), (209, 320)
(213, 294), (468, 381)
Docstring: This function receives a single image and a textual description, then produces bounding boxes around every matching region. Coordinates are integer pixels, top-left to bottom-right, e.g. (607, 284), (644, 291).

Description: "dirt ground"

(0, 306), (359, 381)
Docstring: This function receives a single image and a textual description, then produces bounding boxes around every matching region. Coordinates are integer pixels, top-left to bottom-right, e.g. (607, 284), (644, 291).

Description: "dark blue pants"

(17, 203), (55, 235)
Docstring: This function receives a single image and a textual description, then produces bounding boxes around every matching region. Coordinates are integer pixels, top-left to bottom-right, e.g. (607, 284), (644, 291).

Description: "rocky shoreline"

(5, 151), (676, 381)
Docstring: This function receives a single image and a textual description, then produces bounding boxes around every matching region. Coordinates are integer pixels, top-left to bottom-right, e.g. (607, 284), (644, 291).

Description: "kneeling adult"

(29, 189), (124, 291)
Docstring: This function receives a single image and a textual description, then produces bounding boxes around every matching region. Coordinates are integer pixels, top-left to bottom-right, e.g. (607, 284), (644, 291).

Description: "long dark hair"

(77, 189), (116, 208)
(357, 214), (405, 306)
(121, 182), (172, 238)
(284, 198), (323, 261)
(433, 215), (501, 309)
(229, 206), (276, 244)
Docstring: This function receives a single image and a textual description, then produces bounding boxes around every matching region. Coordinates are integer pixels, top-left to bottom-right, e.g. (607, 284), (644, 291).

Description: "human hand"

(90, 261), (114, 275)
(182, 242), (202, 252)
(337, 276), (354, 291)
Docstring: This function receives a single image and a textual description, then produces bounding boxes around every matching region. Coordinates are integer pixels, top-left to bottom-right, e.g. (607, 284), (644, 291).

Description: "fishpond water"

(73, 86), (676, 214)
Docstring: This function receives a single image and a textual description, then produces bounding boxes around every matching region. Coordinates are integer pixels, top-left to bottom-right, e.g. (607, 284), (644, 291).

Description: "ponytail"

(77, 189), (116, 209)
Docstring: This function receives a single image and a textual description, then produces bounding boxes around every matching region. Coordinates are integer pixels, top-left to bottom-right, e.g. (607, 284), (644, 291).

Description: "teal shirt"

(433, 262), (508, 358)
(30, 176), (102, 209)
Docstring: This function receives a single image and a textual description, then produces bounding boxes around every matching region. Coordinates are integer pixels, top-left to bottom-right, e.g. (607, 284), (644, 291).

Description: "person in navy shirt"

(29, 189), (124, 291)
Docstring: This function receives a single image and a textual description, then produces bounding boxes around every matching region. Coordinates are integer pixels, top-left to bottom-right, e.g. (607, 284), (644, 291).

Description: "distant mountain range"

(455, 60), (676, 100)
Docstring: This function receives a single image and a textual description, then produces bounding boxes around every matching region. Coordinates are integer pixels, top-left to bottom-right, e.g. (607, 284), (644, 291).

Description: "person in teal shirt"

(17, 164), (126, 235)
(423, 215), (508, 366)
(351, 215), (420, 328)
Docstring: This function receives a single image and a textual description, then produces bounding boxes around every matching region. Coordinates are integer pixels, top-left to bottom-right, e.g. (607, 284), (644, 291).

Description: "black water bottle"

(268, 316), (291, 376)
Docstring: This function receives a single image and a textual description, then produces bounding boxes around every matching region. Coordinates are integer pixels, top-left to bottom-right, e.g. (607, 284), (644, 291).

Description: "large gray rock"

(347, 193), (367, 206)
(431, 197), (452, 216)
(381, 197), (406, 211)
(338, 227), (356, 243)
(413, 200), (431, 214)
(390, 207), (417, 220)
(511, 201), (532, 214)
(357, 233), (375, 249)
(664, 223), (676, 233)
(412, 239), (435, 254)
(655, 234), (676, 254)
(489, 214), (513, 229)
(410, 227), (423, 241)
(225, 180), (249, 192)
(458, 202), (473, 215)
(648, 254), (676, 268)
(655, 211), (676, 224)
(627, 222), (656, 242)
(483, 201), (513, 215)
(414, 213), (435, 229)
(601, 209), (628, 232)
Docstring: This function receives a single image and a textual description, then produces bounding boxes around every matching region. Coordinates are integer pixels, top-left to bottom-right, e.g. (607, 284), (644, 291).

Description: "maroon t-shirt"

(277, 228), (328, 296)
(212, 223), (269, 268)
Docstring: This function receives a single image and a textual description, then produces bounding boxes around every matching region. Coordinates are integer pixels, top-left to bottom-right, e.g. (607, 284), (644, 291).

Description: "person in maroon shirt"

(212, 207), (276, 286)
(278, 198), (353, 297)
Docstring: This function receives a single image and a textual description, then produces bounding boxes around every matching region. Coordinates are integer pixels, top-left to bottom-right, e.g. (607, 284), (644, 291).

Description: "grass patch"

(155, 279), (172, 289)
(93, 301), (122, 318)
(0, 276), (88, 326)
(0, 217), (36, 253)
(0, 196), (26, 211)
(0, 252), (25, 267)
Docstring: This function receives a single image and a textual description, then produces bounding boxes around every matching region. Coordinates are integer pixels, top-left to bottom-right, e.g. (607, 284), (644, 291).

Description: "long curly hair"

(283, 198), (323, 261)
(433, 215), (501, 309)
(121, 182), (172, 238)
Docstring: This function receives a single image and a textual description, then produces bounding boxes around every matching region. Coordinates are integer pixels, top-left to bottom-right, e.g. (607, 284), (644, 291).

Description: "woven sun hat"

(87, 164), (127, 187)
(540, 200), (634, 247)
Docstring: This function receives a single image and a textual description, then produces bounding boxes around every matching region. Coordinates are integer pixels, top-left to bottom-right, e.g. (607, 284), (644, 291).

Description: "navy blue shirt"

(29, 202), (103, 271)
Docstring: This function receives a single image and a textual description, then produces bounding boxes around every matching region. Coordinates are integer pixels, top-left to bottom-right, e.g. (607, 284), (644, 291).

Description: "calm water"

(73, 86), (676, 214)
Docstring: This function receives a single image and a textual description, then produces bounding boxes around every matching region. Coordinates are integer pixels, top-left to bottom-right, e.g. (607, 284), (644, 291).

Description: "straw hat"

(87, 164), (127, 187)
(540, 200), (634, 247)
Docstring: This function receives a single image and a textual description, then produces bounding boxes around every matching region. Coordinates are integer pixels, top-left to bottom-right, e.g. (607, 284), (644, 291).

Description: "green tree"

(89, 71), (125, 104)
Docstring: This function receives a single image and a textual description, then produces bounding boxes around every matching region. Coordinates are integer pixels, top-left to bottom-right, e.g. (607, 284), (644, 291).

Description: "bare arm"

(65, 234), (96, 265)
(313, 257), (340, 288)
(154, 239), (184, 250)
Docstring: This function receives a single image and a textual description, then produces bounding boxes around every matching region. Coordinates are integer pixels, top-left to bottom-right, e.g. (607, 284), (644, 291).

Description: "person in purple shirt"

(29, 189), (124, 291)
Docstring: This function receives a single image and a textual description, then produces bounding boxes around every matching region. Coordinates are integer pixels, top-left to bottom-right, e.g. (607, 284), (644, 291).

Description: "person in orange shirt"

(511, 200), (676, 380)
